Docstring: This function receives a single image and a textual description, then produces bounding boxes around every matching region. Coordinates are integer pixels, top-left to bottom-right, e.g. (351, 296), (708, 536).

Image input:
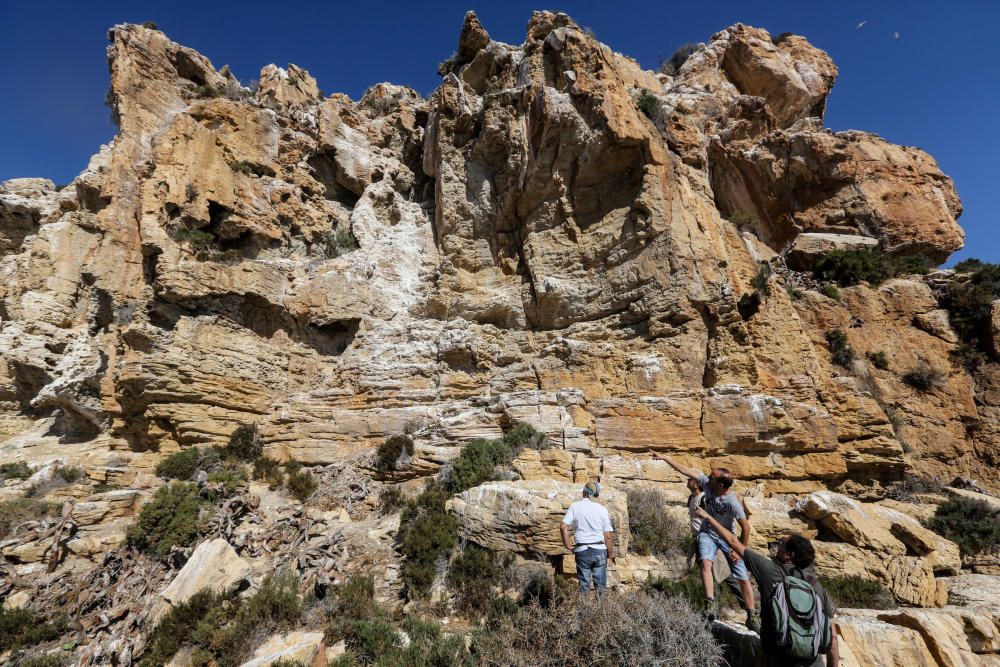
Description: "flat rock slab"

(240, 631), (325, 667)
(160, 537), (251, 606)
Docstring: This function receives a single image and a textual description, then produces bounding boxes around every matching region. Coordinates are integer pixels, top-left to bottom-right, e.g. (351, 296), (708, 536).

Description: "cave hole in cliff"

(142, 244), (161, 285)
(171, 51), (209, 87)
(307, 151), (360, 209)
(737, 292), (762, 321)
(148, 292), (359, 357)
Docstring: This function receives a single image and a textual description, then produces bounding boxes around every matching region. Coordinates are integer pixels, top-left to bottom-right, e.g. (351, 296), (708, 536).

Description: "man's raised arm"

(659, 455), (702, 480)
(694, 507), (747, 558)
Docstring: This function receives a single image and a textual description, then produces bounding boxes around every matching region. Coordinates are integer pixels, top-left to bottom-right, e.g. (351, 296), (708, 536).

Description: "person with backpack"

(695, 506), (840, 667)
(560, 481), (615, 595)
(662, 456), (759, 631)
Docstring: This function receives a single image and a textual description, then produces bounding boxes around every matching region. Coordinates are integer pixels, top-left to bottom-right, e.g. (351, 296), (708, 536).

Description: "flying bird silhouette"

(894, 31), (901, 40)
(856, 20), (867, 29)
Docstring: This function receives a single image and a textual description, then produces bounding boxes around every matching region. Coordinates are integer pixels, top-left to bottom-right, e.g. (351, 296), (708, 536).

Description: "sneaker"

(745, 609), (761, 634)
(702, 597), (718, 622)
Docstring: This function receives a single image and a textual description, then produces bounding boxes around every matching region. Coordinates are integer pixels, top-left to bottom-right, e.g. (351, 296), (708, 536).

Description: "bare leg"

(700, 558), (715, 599)
(739, 578), (755, 610)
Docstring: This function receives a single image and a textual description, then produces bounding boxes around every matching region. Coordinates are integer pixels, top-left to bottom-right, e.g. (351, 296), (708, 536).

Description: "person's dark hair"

(714, 468), (734, 489)
(784, 534), (815, 569)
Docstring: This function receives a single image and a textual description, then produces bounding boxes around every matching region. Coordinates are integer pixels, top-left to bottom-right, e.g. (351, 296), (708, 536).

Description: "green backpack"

(765, 573), (832, 661)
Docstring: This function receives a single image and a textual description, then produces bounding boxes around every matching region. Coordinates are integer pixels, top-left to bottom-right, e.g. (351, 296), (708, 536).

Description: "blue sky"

(2, 0), (996, 264)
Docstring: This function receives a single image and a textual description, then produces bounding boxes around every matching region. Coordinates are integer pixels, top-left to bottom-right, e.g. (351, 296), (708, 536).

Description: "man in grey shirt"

(663, 456), (758, 631)
(696, 506), (840, 667)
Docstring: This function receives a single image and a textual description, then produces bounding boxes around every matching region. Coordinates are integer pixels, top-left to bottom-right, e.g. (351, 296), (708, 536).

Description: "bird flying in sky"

(894, 31), (901, 40)
(856, 20), (867, 29)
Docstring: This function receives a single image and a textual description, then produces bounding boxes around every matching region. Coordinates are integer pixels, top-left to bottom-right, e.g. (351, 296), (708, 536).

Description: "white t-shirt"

(562, 498), (614, 552)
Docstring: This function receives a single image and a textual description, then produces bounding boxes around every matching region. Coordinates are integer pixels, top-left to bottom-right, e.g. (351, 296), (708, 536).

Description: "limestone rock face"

(710, 129), (964, 260)
(0, 10), (986, 492)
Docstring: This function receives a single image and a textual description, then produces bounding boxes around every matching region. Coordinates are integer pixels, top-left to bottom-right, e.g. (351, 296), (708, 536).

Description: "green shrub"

(19, 654), (71, 667)
(252, 456), (285, 488)
(939, 262), (1000, 361)
(141, 570), (302, 667)
(627, 488), (687, 556)
(902, 363), (946, 391)
(285, 465), (317, 503)
(174, 224), (215, 251)
(926, 496), (1000, 556)
(954, 259), (987, 272)
(867, 351), (890, 370)
(199, 570), (302, 666)
(1, 498), (59, 537)
(474, 590), (722, 666)
(646, 570), (740, 610)
(0, 607), (67, 652)
(0, 461), (33, 480)
(819, 283), (841, 300)
(204, 469), (245, 501)
(141, 21), (158, 29)
(230, 161), (255, 175)
(771, 31), (794, 45)
(375, 435), (415, 473)
(813, 248), (930, 287)
(818, 575), (897, 609)
(635, 89), (658, 120)
(500, 422), (548, 455)
(397, 480), (459, 596)
(155, 448), (203, 480)
(322, 228), (360, 259)
(447, 544), (509, 617)
(659, 43), (699, 76)
(449, 437), (512, 494)
(785, 285), (803, 300)
(750, 262), (773, 296)
(54, 466), (85, 483)
(825, 329), (855, 368)
(379, 486), (406, 515)
(126, 482), (205, 558)
(225, 424), (263, 462)
(139, 588), (227, 667)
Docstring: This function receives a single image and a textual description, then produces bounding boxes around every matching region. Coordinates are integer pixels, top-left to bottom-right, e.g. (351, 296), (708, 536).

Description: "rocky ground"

(2, 10), (1000, 666)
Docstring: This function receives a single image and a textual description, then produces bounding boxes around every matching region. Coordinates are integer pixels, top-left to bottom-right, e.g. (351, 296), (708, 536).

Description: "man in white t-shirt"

(560, 481), (614, 594)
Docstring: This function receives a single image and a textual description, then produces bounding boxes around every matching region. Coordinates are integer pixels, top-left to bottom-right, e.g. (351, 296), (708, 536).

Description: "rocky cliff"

(2, 11), (999, 667)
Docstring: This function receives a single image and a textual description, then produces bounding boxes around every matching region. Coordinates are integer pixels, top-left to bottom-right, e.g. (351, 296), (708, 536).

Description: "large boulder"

(160, 538), (252, 606)
(446, 480), (629, 557)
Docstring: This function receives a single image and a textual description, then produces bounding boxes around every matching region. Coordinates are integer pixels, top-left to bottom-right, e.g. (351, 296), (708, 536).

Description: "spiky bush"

(902, 363), (946, 391)
(474, 590), (722, 666)
(627, 488), (687, 556)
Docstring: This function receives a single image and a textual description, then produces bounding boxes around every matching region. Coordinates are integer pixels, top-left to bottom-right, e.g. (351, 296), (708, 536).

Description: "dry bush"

(474, 590), (721, 666)
(627, 487), (688, 556)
